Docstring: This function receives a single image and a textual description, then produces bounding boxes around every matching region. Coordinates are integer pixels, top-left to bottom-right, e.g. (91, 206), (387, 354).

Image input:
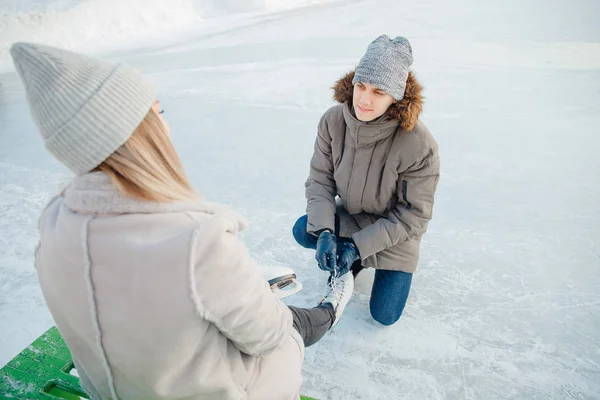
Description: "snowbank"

(0, 0), (335, 71)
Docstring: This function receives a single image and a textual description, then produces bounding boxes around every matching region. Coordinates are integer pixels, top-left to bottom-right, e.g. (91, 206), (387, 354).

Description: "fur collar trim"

(62, 172), (247, 231)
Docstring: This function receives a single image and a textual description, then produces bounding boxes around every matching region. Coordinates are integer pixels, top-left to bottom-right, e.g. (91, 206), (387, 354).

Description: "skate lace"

(327, 268), (344, 301)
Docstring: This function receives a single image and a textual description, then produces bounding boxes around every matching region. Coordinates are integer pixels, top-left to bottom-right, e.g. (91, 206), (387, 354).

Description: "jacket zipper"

(402, 180), (412, 210)
(346, 127), (358, 210)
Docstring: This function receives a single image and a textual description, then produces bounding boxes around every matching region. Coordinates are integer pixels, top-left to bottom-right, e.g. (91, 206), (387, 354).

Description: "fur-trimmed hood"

(332, 70), (423, 132)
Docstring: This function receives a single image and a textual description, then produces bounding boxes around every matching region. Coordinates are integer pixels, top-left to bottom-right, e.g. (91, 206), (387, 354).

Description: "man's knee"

(369, 304), (405, 326)
(292, 215), (311, 247)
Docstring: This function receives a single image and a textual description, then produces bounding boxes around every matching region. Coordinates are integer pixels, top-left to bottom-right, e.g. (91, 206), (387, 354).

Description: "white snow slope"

(1, 0), (600, 399)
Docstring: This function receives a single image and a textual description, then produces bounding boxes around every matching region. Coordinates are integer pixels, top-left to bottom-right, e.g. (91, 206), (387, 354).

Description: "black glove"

(337, 239), (360, 276)
(315, 230), (337, 272)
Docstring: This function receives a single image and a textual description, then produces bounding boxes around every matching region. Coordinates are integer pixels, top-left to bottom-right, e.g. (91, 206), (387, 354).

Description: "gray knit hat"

(352, 35), (413, 101)
(10, 42), (156, 175)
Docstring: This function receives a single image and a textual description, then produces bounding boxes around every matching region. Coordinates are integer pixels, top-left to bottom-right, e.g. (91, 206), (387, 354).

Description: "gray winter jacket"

(305, 71), (440, 272)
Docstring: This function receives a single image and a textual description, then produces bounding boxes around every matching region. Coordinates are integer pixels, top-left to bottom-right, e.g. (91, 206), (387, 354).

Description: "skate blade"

(271, 279), (303, 299)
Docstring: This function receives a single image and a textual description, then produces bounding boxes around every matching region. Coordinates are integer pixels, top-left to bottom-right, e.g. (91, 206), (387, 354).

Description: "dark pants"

(288, 305), (335, 347)
(292, 214), (412, 326)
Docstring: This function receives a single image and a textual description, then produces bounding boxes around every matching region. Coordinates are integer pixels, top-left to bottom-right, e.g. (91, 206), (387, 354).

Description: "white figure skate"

(261, 265), (303, 299)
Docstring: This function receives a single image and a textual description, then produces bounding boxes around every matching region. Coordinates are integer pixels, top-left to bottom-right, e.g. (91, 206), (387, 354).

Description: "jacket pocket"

(401, 180), (412, 210)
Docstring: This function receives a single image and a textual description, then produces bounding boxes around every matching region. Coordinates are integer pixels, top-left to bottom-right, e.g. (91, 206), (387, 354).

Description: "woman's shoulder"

(38, 193), (64, 232)
(186, 210), (252, 272)
(184, 201), (248, 233)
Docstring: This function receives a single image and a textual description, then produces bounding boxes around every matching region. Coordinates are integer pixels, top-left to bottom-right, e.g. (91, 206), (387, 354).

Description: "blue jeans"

(292, 215), (412, 326)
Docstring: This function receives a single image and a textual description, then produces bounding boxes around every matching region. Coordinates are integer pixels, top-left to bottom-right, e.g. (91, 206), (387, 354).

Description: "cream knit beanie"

(10, 42), (156, 174)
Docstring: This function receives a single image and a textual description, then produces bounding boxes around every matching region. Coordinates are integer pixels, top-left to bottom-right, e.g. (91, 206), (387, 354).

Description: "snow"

(0, 0), (339, 72)
(1, 0), (600, 399)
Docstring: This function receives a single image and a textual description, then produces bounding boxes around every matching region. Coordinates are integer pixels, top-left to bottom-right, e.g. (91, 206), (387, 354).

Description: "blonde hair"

(95, 109), (197, 202)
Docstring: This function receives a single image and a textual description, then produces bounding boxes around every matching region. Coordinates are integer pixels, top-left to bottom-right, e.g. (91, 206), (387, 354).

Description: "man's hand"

(337, 239), (360, 276)
(315, 230), (337, 272)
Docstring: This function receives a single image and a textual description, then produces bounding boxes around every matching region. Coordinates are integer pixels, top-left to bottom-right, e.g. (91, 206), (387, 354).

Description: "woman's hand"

(315, 230), (337, 272)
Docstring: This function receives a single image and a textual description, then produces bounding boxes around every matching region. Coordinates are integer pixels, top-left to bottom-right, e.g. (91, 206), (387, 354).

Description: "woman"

(10, 42), (354, 400)
(293, 35), (440, 326)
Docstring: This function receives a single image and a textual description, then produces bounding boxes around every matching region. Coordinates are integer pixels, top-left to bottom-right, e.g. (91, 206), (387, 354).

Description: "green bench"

(0, 327), (86, 399)
(0, 327), (317, 399)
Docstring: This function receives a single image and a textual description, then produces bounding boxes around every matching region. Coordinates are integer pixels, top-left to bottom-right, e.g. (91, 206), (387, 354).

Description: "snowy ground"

(1, 0), (600, 399)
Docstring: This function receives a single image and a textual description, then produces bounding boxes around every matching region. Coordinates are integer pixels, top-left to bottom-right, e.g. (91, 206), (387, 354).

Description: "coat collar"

(62, 172), (247, 231)
(342, 102), (400, 147)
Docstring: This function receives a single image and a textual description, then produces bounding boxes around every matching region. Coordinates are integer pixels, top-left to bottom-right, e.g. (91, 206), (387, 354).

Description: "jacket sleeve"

(352, 147), (440, 260)
(305, 113), (337, 235)
(190, 216), (293, 356)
